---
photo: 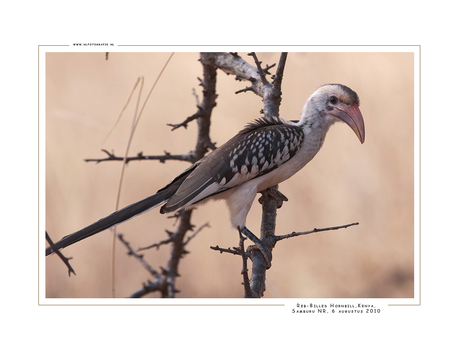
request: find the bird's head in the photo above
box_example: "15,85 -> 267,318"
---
301,84 -> 365,143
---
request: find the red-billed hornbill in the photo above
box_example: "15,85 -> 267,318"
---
46,84 -> 365,268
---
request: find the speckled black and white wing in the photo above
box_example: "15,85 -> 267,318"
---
160,117 -> 304,213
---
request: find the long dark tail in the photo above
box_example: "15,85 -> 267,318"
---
46,191 -> 168,256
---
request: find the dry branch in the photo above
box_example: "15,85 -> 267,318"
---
85,149 -> 195,164
46,232 -> 76,276
238,229 -> 253,298
128,55 -> 218,297
117,234 -> 162,280
81,54 -> 218,297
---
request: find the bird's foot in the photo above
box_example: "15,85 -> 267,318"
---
258,187 -> 288,208
239,226 -> 272,269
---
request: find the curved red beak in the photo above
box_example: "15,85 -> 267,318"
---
334,103 -> 365,144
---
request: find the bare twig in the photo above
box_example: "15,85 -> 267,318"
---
85,149 -> 195,164
166,87 -> 210,131
167,111 -> 203,131
183,222 -> 210,247
126,210 -> 197,298
210,245 -> 241,256
129,279 -> 166,298
235,85 -> 255,94
117,234 -> 162,279
137,220 -> 207,253
248,52 -> 269,85
273,222 -> 359,242
130,58 -> 219,298
81,54 -> 217,298
137,229 -> 177,251
46,232 -> 76,276
272,53 -> 288,90
164,209 -> 194,297
166,211 -> 186,225
192,88 -> 200,106
200,53 -> 264,96
238,229 -> 253,298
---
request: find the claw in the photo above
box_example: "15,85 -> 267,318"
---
258,187 -> 288,208
239,226 -> 272,269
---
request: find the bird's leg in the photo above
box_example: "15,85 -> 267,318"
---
238,226 -> 272,269
258,187 -> 288,208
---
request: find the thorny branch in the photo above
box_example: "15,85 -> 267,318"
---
238,229 -> 253,298
210,221 -> 359,297
46,232 -> 76,276
209,245 -> 242,256
85,149 -> 196,164
124,211 -> 210,298
136,221 -> 208,252
137,229 -> 179,251
248,52 -> 270,85
200,52 -> 285,117
167,112 -> 202,131
162,209 -> 195,298
130,55 -> 217,297
117,233 -> 162,279
211,222 -> 359,257
183,222 -> 210,247
79,54 -> 218,298
129,279 -> 165,298
273,222 -> 359,242
166,88 -> 216,134
153,57 -> 218,297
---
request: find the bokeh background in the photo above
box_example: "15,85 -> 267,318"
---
45,52 -> 414,298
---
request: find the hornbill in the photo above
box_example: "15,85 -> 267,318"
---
46,84 -> 365,268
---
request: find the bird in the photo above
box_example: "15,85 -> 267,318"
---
46,83 -> 365,268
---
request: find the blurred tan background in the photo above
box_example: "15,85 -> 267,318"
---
45,52 -> 414,298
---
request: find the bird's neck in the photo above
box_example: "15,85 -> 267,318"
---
294,102 -> 337,163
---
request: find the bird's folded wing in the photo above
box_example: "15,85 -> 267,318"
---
160,118 -> 305,213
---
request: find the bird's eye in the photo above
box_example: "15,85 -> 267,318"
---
329,95 -> 339,105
